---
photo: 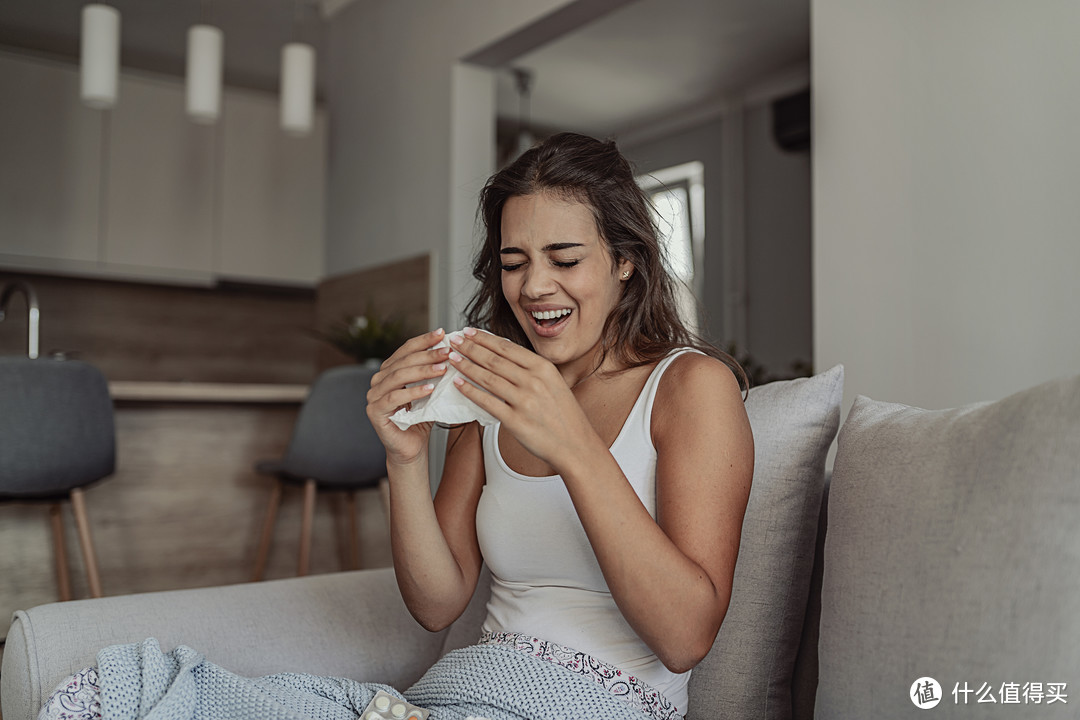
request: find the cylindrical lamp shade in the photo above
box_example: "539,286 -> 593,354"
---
186,25 -> 223,123
281,42 -> 316,136
80,4 -> 120,109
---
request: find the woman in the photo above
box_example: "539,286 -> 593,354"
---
365,132 -> 754,719
38,133 -> 752,720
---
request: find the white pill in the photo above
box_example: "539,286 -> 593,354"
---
374,695 -> 391,711
391,703 -> 407,718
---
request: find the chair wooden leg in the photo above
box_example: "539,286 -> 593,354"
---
252,479 -> 283,582
70,488 -> 103,598
345,491 -> 360,571
298,479 -> 316,576
49,503 -> 72,602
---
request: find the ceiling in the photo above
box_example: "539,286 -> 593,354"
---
0,0 -> 808,136
495,0 -> 810,138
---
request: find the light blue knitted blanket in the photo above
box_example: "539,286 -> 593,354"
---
95,639 -> 650,720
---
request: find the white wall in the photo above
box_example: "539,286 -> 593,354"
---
814,0 -> 1080,410
325,0 -> 572,327
448,63 -> 496,328
744,101 -> 812,377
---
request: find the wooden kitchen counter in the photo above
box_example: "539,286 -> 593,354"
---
0,382 -> 391,636
109,381 -> 310,403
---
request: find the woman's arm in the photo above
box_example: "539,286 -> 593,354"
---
448,332 -> 753,672
366,329 -> 486,632
385,423 -> 485,632
561,353 -> 753,672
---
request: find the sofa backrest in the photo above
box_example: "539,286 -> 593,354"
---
816,372 -> 1080,718
790,478 -> 829,720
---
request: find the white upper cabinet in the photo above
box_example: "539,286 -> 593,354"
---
0,53 -> 103,270
0,52 -> 325,287
104,73 -> 216,281
217,89 -> 326,285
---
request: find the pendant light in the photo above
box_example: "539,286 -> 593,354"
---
186,22 -> 223,123
281,0 -> 316,136
513,68 -> 535,157
80,4 -> 120,109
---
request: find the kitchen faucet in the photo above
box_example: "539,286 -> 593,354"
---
0,279 -> 40,359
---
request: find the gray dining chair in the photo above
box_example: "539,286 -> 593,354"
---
0,357 -> 114,600
252,364 -> 388,579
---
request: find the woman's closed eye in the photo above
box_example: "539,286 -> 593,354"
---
500,259 -> 581,272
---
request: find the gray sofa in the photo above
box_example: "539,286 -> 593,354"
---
4,366 -> 1079,720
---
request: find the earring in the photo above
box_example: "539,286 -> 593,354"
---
621,270 -> 631,280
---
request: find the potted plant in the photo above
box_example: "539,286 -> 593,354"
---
316,309 -> 409,367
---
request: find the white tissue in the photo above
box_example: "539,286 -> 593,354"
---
389,329 -> 499,430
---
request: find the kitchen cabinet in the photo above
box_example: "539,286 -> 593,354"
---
0,51 -> 325,287
103,72 -> 216,282
218,90 -> 326,286
0,52 -> 103,273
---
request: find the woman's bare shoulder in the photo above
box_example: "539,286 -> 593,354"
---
661,351 -> 744,400
652,351 -> 751,447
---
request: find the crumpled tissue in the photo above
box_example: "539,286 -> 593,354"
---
389,329 -> 499,430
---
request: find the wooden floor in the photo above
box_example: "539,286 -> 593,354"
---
0,401 -> 393,642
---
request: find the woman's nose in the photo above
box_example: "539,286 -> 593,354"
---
521,264 -> 556,298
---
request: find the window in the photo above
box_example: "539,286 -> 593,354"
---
637,161 -> 705,334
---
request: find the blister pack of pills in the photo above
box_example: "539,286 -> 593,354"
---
360,690 -> 430,720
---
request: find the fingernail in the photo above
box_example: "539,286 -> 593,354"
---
449,333 -> 463,346
432,363 -> 446,372
437,347 -> 451,356
423,383 -> 435,391
449,351 -> 463,363
463,327 -> 477,337
434,328 -> 444,336
453,377 -> 464,387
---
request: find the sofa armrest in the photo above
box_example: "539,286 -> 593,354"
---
1,568 -> 446,720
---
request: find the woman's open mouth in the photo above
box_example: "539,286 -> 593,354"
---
529,308 -> 572,335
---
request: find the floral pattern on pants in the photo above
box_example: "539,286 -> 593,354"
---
38,666 -> 102,720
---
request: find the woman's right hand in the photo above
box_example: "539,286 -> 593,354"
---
365,328 -> 450,466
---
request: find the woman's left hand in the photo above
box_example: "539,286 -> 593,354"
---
446,328 -> 597,467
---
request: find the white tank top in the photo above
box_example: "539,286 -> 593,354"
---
475,349 -> 699,713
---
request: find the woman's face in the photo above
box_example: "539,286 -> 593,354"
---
499,192 -> 631,375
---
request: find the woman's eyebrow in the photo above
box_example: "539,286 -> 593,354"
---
499,243 -> 584,255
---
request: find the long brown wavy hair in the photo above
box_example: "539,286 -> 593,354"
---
464,132 -> 747,392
